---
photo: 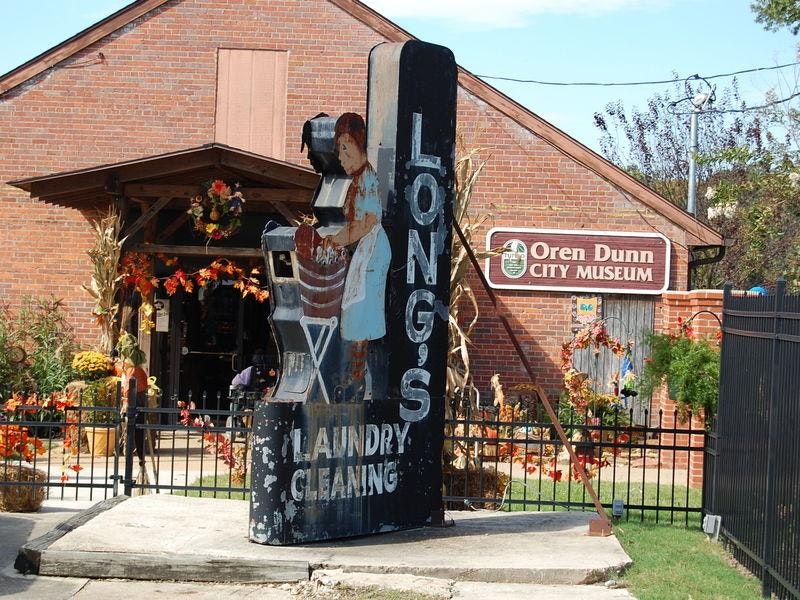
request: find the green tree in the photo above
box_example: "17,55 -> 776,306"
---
592,79 -> 800,289
752,0 -> 800,34
593,80 -> 766,209
700,145 -> 800,288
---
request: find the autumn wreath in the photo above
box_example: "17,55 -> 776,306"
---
188,179 -> 245,240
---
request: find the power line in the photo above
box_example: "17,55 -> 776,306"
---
670,90 -> 800,115
475,60 -> 800,87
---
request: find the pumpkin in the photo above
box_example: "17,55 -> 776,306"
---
115,360 -> 148,394
114,333 -> 148,394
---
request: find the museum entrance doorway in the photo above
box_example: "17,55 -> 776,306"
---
151,277 -> 277,412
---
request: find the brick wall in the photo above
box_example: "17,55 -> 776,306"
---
650,289 -> 723,488
1,0 -> 692,385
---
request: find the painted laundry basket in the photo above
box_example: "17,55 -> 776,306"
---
296,252 -> 349,319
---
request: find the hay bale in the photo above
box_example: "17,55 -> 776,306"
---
0,464 -> 47,512
443,464 -> 509,510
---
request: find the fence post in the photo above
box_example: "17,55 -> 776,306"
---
761,279 -> 785,598
709,283 -> 733,516
123,379 -> 137,497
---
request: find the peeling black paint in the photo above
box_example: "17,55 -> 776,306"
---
249,40 -> 457,545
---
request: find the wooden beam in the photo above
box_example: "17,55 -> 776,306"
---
25,151 -> 214,199
220,153 -> 319,189
37,550 -> 309,583
131,243 -> 263,258
15,496 -> 129,574
123,184 -> 312,204
124,184 -> 306,225
122,196 -> 172,239
157,213 -> 190,243
245,187 -> 313,205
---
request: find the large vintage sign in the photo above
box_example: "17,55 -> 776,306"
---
249,40 -> 456,545
486,228 -> 671,294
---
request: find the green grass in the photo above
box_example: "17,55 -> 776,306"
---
186,473 -> 704,527
505,477 -> 703,525
176,473 -> 250,500
615,521 -> 761,600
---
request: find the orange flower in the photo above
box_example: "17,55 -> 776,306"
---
211,180 -> 227,195
3,397 -> 21,413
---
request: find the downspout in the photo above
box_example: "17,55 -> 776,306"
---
687,242 -> 728,290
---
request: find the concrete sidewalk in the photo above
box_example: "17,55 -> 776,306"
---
7,495 -> 637,599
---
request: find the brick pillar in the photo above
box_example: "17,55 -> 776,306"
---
652,290 -> 722,488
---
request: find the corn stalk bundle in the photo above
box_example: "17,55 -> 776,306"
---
83,208 -> 125,355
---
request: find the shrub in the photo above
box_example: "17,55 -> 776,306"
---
0,298 -> 77,399
640,321 -> 720,422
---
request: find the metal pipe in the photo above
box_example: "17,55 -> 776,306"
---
687,107 -> 699,216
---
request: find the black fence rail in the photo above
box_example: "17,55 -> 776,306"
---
1,388 -> 123,507
707,282 -> 800,599
0,381 -> 254,507
5,382 -> 709,532
444,406 -> 706,525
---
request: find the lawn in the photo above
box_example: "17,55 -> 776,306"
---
504,476 -> 703,526
184,473 -> 704,527
615,521 -> 761,600
176,473 -> 249,500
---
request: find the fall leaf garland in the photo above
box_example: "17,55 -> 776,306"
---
118,253 -> 268,331
560,321 -> 627,413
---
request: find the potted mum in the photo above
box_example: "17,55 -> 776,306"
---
71,351 -> 119,456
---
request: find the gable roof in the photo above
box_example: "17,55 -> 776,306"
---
8,143 -> 318,209
0,0 -> 722,247
0,0 -> 170,96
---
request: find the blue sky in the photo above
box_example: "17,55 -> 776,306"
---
1,0 -> 797,151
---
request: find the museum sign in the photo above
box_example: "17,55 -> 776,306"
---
485,228 -> 671,294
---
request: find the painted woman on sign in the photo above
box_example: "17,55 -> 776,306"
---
324,112 -> 391,396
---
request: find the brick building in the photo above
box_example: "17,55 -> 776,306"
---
0,0 -> 722,412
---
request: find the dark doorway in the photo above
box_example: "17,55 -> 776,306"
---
154,280 -> 276,412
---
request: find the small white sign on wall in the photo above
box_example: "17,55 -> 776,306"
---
154,299 -> 170,332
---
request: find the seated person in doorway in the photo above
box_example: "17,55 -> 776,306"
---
230,350 -> 278,400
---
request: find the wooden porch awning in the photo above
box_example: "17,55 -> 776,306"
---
7,143 -> 319,212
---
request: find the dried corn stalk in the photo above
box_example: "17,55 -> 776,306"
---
448,139 -> 504,409
83,208 -> 125,354
444,138 -> 506,469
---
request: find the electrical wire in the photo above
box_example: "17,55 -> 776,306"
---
474,60 -> 800,87
670,90 -> 800,115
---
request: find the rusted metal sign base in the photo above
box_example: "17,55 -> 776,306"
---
588,517 -> 613,537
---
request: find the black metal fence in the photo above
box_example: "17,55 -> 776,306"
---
1,389 -> 122,506
706,282 -> 800,599
0,381 -> 252,507
123,396 -> 252,499
444,404 -> 706,525
4,382 -> 707,530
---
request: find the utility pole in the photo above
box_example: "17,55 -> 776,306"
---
686,92 -> 710,216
